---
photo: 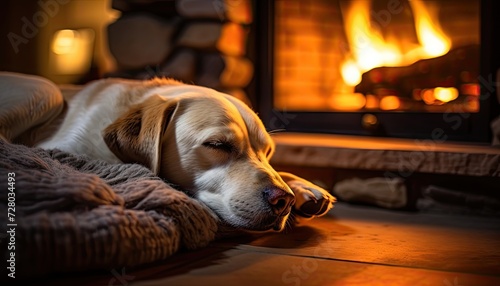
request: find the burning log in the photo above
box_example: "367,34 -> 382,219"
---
354,45 -> 480,110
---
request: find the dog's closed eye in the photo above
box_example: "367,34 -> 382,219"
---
202,140 -> 235,153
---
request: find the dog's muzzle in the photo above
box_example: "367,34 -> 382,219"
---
263,187 -> 295,217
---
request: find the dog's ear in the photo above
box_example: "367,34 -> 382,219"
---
103,94 -> 179,174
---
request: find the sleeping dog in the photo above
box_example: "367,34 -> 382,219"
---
0,72 -> 335,231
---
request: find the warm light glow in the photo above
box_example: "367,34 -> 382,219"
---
50,29 -> 95,75
434,87 -> 458,102
465,96 -> 480,112
341,60 -> 362,86
380,96 -> 401,110
412,89 -> 422,101
421,87 -> 459,105
217,23 -> 245,56
341,0 -> 402,81
329,93 -> 366,110
409,0 -> 451,58
422,89 -> 435,105
340,0 -> 451,86
52,29 -> 77,55
365,94 -> 379,109
362,113 -> 378,128
461,84 -> 480,96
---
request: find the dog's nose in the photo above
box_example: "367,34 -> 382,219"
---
263,187 -> 295,216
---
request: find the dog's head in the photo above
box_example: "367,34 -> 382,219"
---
103,86 -> 295,231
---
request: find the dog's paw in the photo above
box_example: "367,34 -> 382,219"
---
287,179 -> 336,219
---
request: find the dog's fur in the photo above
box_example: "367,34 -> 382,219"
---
1,74 -> 335,231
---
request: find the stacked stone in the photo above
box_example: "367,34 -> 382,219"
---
107,0 -> 253,105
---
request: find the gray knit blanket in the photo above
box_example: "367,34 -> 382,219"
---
0,139 -> 220,277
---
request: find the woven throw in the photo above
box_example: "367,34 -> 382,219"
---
0,140 -> 219,277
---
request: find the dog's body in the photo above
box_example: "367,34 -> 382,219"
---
0,73 -> 335,231
38,78 -> 181,164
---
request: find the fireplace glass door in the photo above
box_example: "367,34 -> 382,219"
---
256,0 -> 497,142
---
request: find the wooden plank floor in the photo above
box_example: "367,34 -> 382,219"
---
38,203 -> 500,286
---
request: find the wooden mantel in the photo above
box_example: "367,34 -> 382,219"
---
270,133 -> 500,177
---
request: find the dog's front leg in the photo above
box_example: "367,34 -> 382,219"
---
279,172 -> 336,222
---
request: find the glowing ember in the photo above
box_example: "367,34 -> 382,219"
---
329,93 -> 366,111
365,94 -> 379,109
422,89 -> 436,105
460,84 -> 480,97
434,87 -> 458,103
380,96 -> 401,110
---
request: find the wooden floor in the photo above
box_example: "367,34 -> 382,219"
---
38,203 -> 500,286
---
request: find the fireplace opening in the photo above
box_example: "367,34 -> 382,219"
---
254,0 -> 500,143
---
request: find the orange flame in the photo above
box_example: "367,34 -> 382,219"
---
341,0 -> 451,86
410,0 -> 451,58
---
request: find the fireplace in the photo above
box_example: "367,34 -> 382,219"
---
253,0 -> 500,143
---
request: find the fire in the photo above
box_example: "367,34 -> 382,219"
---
341,0 -> 451,86
421,87 -> 459,105
434,87 -> 458,102
380,95 -> 401,110
329,93 -> 366,111
341,60 -> 362,87
410,0 -> 451,57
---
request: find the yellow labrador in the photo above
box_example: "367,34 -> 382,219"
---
0,72 -> 335,231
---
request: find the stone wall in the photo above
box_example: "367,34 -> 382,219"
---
107,0 -> 253,105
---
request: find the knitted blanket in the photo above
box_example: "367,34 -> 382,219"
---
0,140 -> 219,278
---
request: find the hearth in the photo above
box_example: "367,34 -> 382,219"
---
253,0 -> 500,143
